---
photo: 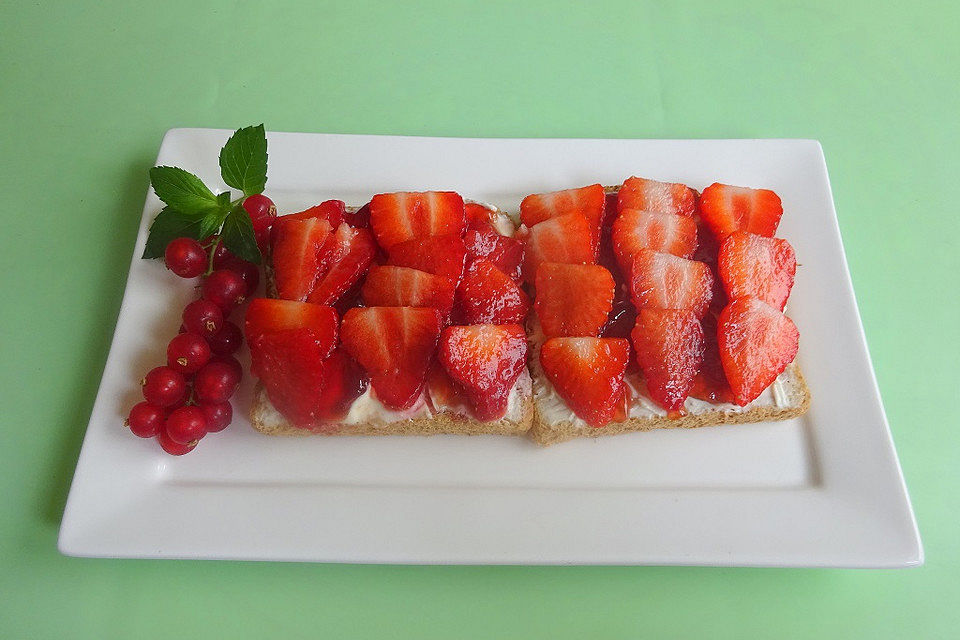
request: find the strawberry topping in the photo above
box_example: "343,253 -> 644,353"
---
534,263 -> 615,338
464,227 -> 524,282
361,265 -> 456,318
283,199 -> 347,229
244,298 -> 338,357
631,308 -> 704,411
455,259 -> 530,325
306,223 -> 376,306
520,184 -> 606,239
270,217 -> 333,301
387,234 -> 469,286
519,212 -> 595,283
628,249 -> 714,317
539,337 -> 631,427
369,191 -> 465,249
464,202 -> 497,231
688,311 -> 734,404
699,183 -> 783,239
717,231 -> 796,311
617,177 -> 698,217
612,208 -> 698,274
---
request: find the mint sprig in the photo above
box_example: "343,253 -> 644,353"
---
143,125 -> 269,264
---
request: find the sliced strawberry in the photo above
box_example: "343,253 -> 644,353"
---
631,308 -> 704,411
718,297 -> 799,406
361,265 -> 456,317
346,202 -> 371,229
602,190 -> 619,228
617,176 -> 698,217
718,231 -> 796,310
270,217 -> 333,301
465,202 -> 496,231
692,215 -> 721,264
244,298 -> 338,357
520,184 -> 606,236
439,324 -> 527,421
305,223 -> 377,306
539,337 -> 631,427
369,191 -> 465,249
520,212 -> 595,283
340,306 -> 443,410
628,249 -> 714,317
282,199 -> 346,229
689,311 -> 734,404
612,208 -> 698,274
464,228 -> 524,282
426,360 -> 468,414
699,183 -> 783,239
455,259 -> 530,325
387,234 -> 469,285
535,263 -> 615,338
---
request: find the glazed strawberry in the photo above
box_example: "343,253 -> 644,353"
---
387,234 -> 469,285
519,212 -> 595,283
341,306 -> 444,410
345,202 -> 371,229
464,202 -> 496,231
539,337 -> 630,427
244,298 -> 338,358
699,183 -> 783,239
439,324 -> 527,420
718,231 -> 796,310
612,208 -> 698,274
270,217 -> 332,301
425,360 -> 467,413
369,191 -> 465,249
628,249 -> 714,317
535,263 -> 615,338
718,297 -> 799,406
463,228 -> 524,282
631,308 -> 705,411
689,311 -> 734,404
307,223 -> 376,306
283,199 -> 346,229
617,176 -> 698,217
520,184 -> 606,236
455,259 -> 530,325
361,265 -> 456,317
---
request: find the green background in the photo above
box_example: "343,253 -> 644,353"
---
2,0 -> 957,637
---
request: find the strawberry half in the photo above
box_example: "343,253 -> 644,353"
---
283,199 -> 347,229
534,263 -> 615,338
307,223 -> 377,306
464,228 -> 524,282
689,311 -> 734,404
718,231 -> 796,311
617,176 -> 698,217
387,234 -> 469,286
270,217 -> 333,301
520,184 -> 606,238
244,298 -> 338,357
628,249 -> 714,317
361,265 -> 456,318
520,212 -> 595,283
718,297 -> 799,406
539,337 -> 631,427
464,202 -> 496,231
341,306 -> 444,410
425,360 -> 468,413
439,324 -> 527,421
631,308 -> 704,411
369,191 -> 465,249
455,259 -> 530,325
699,183 -> 783,239
612,208 -> 698,273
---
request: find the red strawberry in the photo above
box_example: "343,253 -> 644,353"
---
455,259 -> 530,325
361,265 -> 456,318
631,308 -> 704,411
612,208 -> 698,274
535,263 -> 615,338
465,202 -> 496,231
341,306 -> 444,410
270,217 -> 333,301
602,190 -> 619,228
520,212 -> 595,283
539,337 -> 631,427
718,297 -> 799,406
425,360 -> 468,413
617,176 -> 698,217
369,191 -> 465,249
346,202 -> 371,229
283,199 -> 346,228
628,249 -> 714,317
306,223 -> 377,306
520,184 -> 606,236
387,234 -> 469,285
439,324 -> 527,420
718,231 -> 796,310
464,228 -> 524,282
699,183 -> 783,239
244,298 -> 338,357
689,311 -> 734,404
691,215 -> 721,264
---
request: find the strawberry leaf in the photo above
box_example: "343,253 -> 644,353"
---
220,204 -> 262,264
142,207 -> 205,259
219,124 -> 267,197
149,166 -> 220,216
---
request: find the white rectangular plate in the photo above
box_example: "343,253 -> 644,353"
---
59,130 -> 921,566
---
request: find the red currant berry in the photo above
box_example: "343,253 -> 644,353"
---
125,402 -> 166,438
178,323 -> 188,334
164,405 -> 207,445
166,332 -> 211,375
204,235 -> 231,266
243,194 -> 276,252
202,269 -> 247,312
219,255 -> 260,294
208,320 -> 243,355
182,299 -> 224,338
210,355 -> 243,381
194,360 -> 242,402
164,237 -> 207,278
157,428 -> 197,455
142,366 -> 188,407
198,400 -> 232,432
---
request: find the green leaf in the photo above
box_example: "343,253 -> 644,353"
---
149,166 -> 220,216
218,124 -> 267,196
220,204 -> 262,264
142,207 -> 205,259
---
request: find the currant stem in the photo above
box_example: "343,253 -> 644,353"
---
205,235 -> 223,276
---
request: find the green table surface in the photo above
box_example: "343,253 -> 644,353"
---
2,1 -> 958,637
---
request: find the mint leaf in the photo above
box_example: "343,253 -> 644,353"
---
149,166 -> 220,216
220,204 -> 261,264
219,124 -> 267,196
142,207 -> 205,259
